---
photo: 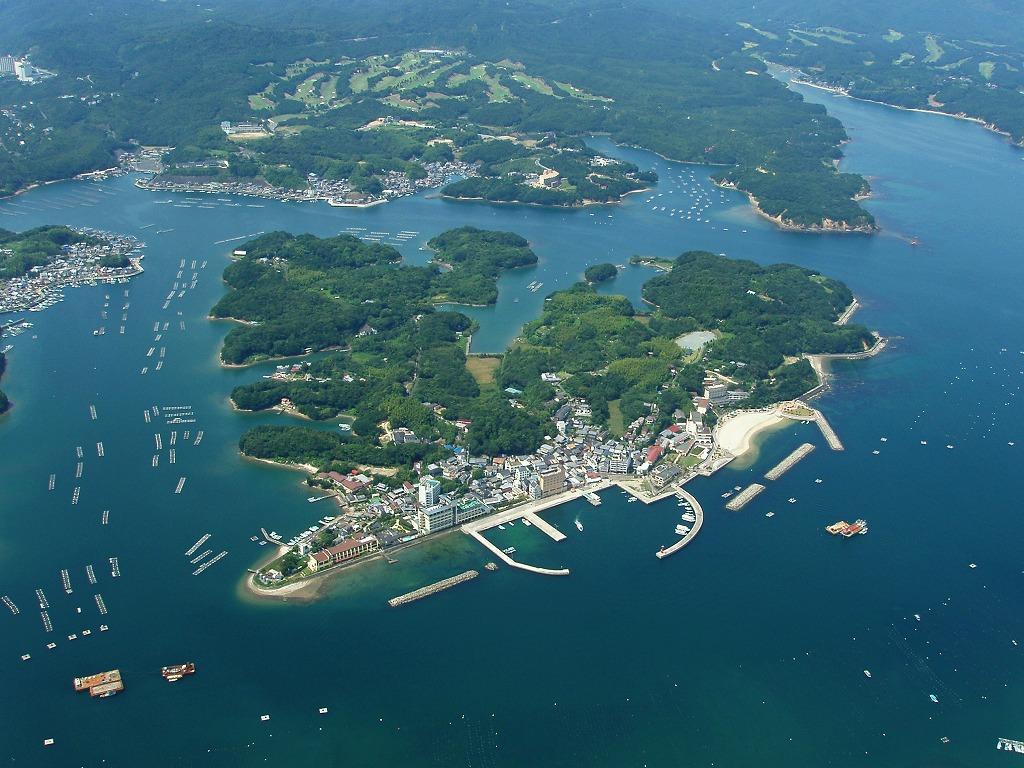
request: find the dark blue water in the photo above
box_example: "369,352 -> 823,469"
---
0,78 -> 1022,766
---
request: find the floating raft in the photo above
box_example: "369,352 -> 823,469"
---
388,570 -> 479,607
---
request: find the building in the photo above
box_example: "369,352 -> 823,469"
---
0,56 -> 14,76
608,451 -> 633,474
538,466 -> 565,497
418,477 -> 441,507
453,498 -> 491,525
704,383 -> 729,403
419,502 -> 454,533
306,536 -> 379,572
652,463 -> 683,488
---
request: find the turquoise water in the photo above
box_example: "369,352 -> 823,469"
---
1,79 -> 1023,766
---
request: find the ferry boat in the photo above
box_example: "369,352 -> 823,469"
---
161,662 -> 196,682
575,519 -> 584,532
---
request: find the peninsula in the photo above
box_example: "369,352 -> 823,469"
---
211,231 -> 879,590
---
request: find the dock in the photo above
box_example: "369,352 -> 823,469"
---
657,488 -> 704,559
725,484 -> 765,511
764,443 -> 816,480
387,570 -> 479,607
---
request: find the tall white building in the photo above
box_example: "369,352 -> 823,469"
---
418,477 -> 441,507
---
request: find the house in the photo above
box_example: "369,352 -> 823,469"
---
306,536 -> 379,572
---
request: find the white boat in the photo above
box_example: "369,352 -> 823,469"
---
863,670 -> 871,678
575,520 -> 584,532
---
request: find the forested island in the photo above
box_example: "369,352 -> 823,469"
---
584,263 -> 618,283
0,0 -> 877,230
216,229 -> 873,478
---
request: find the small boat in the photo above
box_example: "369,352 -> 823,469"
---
498,524 -> 506,530
929,694 -> 939,703
765,512 -> 775,518
863,670 -> 872,678
575,519 -> 584,532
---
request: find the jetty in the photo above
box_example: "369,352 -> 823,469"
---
387,570 -> 479,607
765,443 -> 816,480
657,488 -> 704,559
725,483 -> 765,510
815,413 -> 844,451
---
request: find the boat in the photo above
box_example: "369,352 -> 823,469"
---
502,546 -> 516,555
161,662 -> 196,682
521,518 -> 532,526
929,694 -> 939,703
575,519 -> 584,532
863,670 -> 872,678
498,524 -> 506,530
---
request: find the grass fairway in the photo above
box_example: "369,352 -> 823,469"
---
511,72 -> 555,96
924,35 -> 945,63
466,356 -> 501,387
248,94 -> 275,110
607,399 -> 625,436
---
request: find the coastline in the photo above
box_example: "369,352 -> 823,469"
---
788,76 -> 1022,148
714,179 -> 877,234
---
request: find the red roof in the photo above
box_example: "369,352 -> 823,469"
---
311,551 -> 331,564
646,445 -> 663,463
667,424 -> 681,433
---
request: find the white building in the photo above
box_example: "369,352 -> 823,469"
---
608,451 -> 633,474
419,502 -> 454,533
418,477 -> 441,507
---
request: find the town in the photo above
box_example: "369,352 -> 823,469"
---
0,229 -> 144,314
255,373 -> 747,587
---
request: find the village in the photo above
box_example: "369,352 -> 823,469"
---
0,230 -> 145,314
255,372 -> 745,586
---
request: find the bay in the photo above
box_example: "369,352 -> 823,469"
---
0,77 -> 1022,767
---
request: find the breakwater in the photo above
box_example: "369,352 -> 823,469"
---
765,443 -> 816,480
387,570 -> 479,607
725,484 -> 765,510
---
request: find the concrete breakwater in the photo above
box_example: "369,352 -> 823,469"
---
656,488 -> 704,559
388,570 -> 479,607
815,413 -> 844,451
725,484 -> 765,510
765,443 -> 816,480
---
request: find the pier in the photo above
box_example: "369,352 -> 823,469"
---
387,570 -> 479,607
656,488 -> 704,559
725,484 -> 765,510
764,443 -> 816,480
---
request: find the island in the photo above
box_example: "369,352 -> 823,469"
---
210,230 -> 879,590
584,263 -> 618,283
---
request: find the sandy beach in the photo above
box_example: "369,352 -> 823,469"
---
714,409 -> 784,456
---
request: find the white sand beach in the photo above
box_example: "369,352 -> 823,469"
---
714,409 -> 784,456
